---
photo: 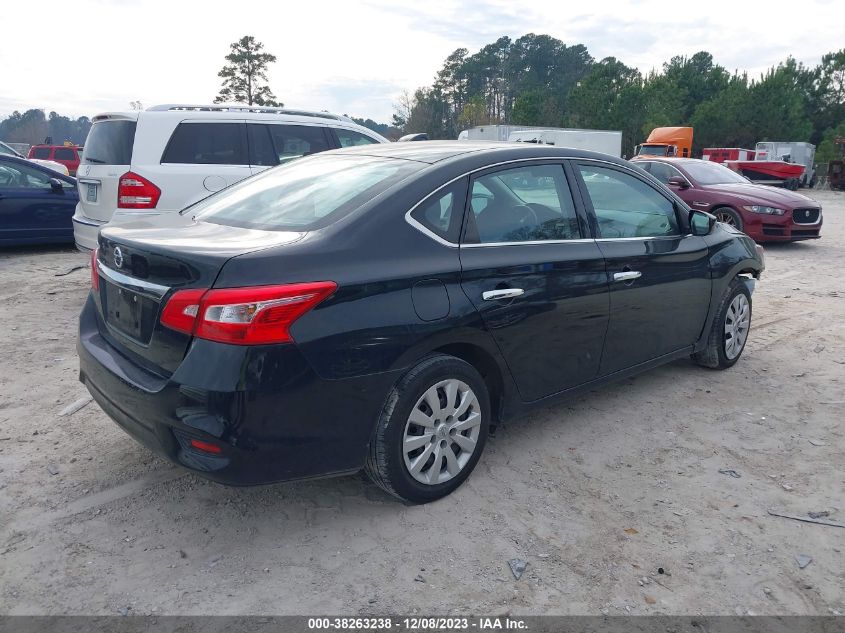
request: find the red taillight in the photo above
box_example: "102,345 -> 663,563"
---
117,171 -> 160,209
159,288 -> 205,335
189,439 -> 222,454
90,248 -> 100,290
160,282 -> 337,345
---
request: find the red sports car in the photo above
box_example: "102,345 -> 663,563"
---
632,157 -> 822,242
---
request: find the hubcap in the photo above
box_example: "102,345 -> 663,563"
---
717,211 -> 736,226
402,379 -> 482,485
724,294 -> 750,360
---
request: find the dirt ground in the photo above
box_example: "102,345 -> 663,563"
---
1,191 -> 843,616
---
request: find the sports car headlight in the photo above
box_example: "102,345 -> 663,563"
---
743,205 -> 784,215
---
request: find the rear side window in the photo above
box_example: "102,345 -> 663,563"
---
162,122 -> 247,165
196,154 -> 421,231
83,120 -> 136,165
577,164 -> 679,238
31,147 -> 51,159
410,178 -> 468,243
54,148 -> 76,161
334,128 -> 380,147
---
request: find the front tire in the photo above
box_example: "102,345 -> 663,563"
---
365,354 -> 490,503
692,277 -> 752,369
714,207 -> 744,232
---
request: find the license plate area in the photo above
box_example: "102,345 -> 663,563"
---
86,183 -> 98,203
103,281 -> 158,343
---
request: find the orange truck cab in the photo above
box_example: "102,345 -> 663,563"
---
635,127 -> 693,158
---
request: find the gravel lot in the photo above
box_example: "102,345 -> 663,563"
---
1,191 -> 843,616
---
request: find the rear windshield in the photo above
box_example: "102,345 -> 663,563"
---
196,154 -> 422,231
83,120 -> 136,165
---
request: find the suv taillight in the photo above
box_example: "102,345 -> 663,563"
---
118,171 -> 160,209
160,282 -> 337,345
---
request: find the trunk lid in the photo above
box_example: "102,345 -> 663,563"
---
94,222 -> 304,375
77,114 -> 138,222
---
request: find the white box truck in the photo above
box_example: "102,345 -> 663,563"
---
754,141 -> 817,187
461,125 -> 541,142
508,128 -> 623,157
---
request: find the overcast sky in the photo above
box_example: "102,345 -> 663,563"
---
1,0 -> 841,124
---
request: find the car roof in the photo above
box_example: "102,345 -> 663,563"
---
0,153 -> 69,174
90,105 -> 389,141
331,141 -> 631,166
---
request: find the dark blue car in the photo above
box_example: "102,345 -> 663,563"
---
0,154 -> 78,246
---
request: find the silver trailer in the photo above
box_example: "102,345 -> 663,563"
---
755,141 -> 817,187
508,128 -> 623,158
460,125 -> 623,157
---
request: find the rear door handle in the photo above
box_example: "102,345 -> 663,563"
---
613,271 -> 642,282
482,288 -> 524,301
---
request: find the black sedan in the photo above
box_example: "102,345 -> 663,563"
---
0,154 -> 78,246
78,143 -> 764,503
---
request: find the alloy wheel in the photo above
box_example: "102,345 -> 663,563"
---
724,294 -> 750,360
402,379 -> 482,485
716,211 -> 737,226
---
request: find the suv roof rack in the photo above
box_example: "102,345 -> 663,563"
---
146,103 -> 352,122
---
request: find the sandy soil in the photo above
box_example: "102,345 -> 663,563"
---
1,192 -> 843,616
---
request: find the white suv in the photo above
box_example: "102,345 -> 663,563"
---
72,104 -> 389,250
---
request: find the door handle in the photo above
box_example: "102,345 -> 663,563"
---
613,271 -> 642,282
482,288 -> 524,301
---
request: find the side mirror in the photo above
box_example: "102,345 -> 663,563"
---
690,209 -> 716,236
667,176 -> 689,189
49,178 -> 64,192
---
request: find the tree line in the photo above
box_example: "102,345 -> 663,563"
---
0,109 -> 91,146
392,34 -> 845,163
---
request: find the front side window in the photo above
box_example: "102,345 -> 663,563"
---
268,125 -> 331,163
31,147 -> 51,159
161,122 -> 247,165
466,164 -> 580,243
0,161 -> 52,189
641,161 -> 686,185
334,129 -> 380,147
578,164 -> 679,239
196,154 -> 422,231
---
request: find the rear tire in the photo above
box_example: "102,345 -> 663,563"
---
714,207 -> 744,232
692,277 -> 752,369
365,354 -> 490,503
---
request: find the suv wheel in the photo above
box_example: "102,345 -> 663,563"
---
365,354 -> 489,503
692,277 -> 752,369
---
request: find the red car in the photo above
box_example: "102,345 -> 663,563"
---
633,157 -> 822,242
27,144 -> 83,176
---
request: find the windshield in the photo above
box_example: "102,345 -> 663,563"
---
637,145 -> 668,156
0,141 -> 22,157
683,160 -> 749,185
196,154 -> 422,231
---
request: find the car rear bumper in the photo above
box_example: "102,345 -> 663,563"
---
72,204 -> 105,251
77,294 -> 400,485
